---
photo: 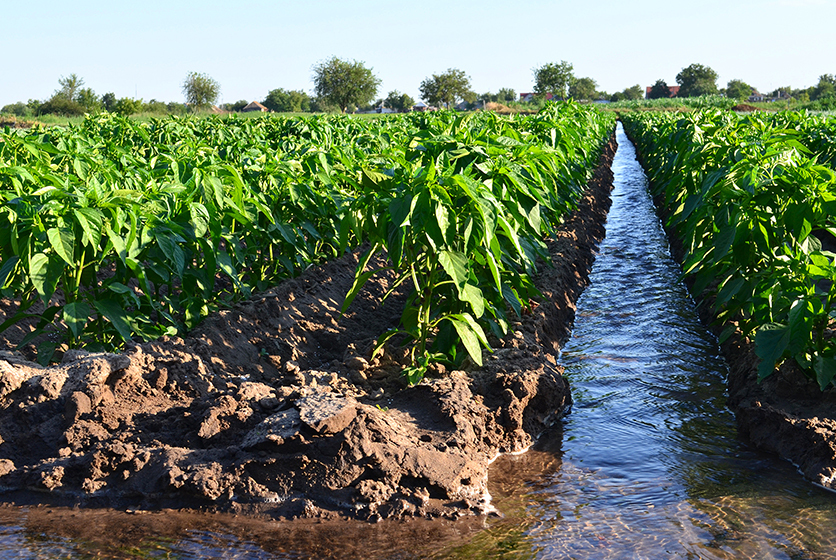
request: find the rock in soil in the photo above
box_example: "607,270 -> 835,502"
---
0,137 -> 616,521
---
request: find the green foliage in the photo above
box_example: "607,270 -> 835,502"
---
675,63 -> 719,97
0,105 -> 614,383
312,57 -> 380,113
419,68 -> 472,109
607,95 -> 735,111
144,99 -> 171,114
263,89 -> 311,113
647,79 -> 672,100
56,74 -> 85,101
726,79 -> 755,100
384,90 -> 414,112
344,103 -> 614,383
222,100 -> 250,112
182,72 -> 221,109
623,110 -> 836,389
38,97 -> 86,116
569,77 -> 597,100
621,84 -> 643,100
101,93 -> 117,112
533,61 -> 574,98
812,74 -> 836,101
113,97 -> 143,115
496,88 -> 516,103
75,88 -> 102,112
1,102 -> 33,117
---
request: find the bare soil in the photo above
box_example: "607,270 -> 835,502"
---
0,136 -> 617,521
625,126 -> 836,492
731,104 -> 762,112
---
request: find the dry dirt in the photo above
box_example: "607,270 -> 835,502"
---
0,137 -> 617,521
625,126 -> 836,492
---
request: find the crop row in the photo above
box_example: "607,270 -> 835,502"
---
0,104 -> 614,378
621,110 -> 836,390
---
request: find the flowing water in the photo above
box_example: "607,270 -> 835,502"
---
0,124 -> 834,558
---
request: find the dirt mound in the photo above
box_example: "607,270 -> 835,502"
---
723,338 -> 836,489
731,104 -> 761,112
0,137 -> 617,520
484,102 -> 513,114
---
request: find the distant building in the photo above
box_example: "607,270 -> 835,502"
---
644,85 -> 680,99
412,101 -> 436,112
242,101 -> 268,113
748,90 -> 764,102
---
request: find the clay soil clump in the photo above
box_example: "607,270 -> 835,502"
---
0,137 -> 616,521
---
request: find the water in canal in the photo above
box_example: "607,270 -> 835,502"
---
0,123 -> 834,559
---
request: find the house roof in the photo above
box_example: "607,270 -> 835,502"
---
242,101 -> 268,112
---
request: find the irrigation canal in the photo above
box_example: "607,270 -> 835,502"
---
0,123 -> 834,559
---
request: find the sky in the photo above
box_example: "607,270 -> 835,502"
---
2,0 -> 834,107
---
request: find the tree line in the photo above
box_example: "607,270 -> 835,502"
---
3,58 -> 835,118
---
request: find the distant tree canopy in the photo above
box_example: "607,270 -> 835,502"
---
113,97 -> 143,116
647,79 -> 671,99
101,92 -> 117,111
622,84 -> 643,100
496,87 -> 516,103
312,57 -> 380,113
384,90 -> 414,112
263,88 -> 311,113
726,79 -> 755,100
182,72 -> 220,109
533,61 -> 574,98
569,77 -> 597,100
221,99 -> 250,112
419,68 -> 472,108
55,73 -> 85,101
676,63 -> 719,97
609,85 -> 644,102
812,74 -> 836,100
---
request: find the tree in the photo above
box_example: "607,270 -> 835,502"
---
312,57 -> 380,113
384,90 -> 414,112
419,68 -> 472,109
569,77 -> 597,100
56,73 -> 84,101
647,79 -> 671,99
221,99 -> 250,112
676,63 -> 718,97
622,84 -> 643,100
75,88 -> 101,112
533,61 -> 574,98
113,97 -> 143,116
263,88 -> 311,112
496,87 -> 516,103
101,92 -> 117,112
1,102 -> 32,117
726,79 -> 755,100
182,72 -> 220,109
144,99 -> 170,114
812,74 -> 836,100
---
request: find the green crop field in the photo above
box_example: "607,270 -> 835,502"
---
0,104 -> 614,383
622,110 -> 836,389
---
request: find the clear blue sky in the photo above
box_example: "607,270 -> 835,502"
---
2,0 -> 834,107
